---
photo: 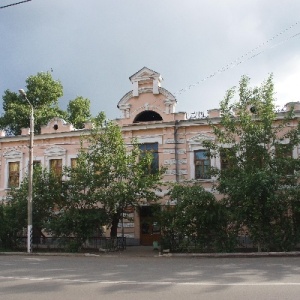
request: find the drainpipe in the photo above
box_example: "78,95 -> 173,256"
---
174,120 -> 179,182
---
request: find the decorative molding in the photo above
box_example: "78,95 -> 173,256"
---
118,223 -> 134,228
164,169 -> 188,175
118,91 -> 133,108
117,87 -> 176,109
188,133 -> 215,145
163,149 -> 186,154
164,159 -> 176,165
129,67 -> 161,82
44,146 -> 66,157
3,150 -> 23,159
165,139 -> 186,144
179,169 -> 188,175
165,169 -> 176,175
159,87 -> 176,102
164,159 -> 187,165
135,135 -> 163,145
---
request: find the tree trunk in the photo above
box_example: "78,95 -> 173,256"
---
110,213 -> 120,238
257,242 -> 261,252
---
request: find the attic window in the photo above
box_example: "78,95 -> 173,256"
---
133,110 -> 163,123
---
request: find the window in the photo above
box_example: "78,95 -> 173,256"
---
134,111 -> 163,123
275,144 -> 292,159
71,158 -> 77,168
245,146 -> 266,168
49,159 -> 63,177
8,162 -> 20,188
220,148 -> 235,171
33,160 -> 41,169
275,144 -> 293,175
139,143 -> 159,173
194,150 -> 210,179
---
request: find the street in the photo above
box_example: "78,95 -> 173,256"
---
0,253 -> 300,299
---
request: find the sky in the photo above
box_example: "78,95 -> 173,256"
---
0,0 -> 300,120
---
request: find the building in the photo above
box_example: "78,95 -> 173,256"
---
1,67 -> 299,245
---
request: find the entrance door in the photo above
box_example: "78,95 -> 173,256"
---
140,206 -> 161,246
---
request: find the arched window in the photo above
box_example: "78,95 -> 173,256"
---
133,110 -> 163,123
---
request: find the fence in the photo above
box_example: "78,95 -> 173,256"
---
160,234 -> 255,253
1,234 -> 259,253
11,236 -> 126,252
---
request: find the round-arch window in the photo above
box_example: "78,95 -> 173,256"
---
133,110 -> 163,123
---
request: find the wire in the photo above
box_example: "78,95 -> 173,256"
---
174,21 -> 300,96
118,22 -> 300,120
0,0 -> 32,10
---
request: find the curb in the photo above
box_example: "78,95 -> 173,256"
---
159,251 -> 300,258
1,251 -> 300,258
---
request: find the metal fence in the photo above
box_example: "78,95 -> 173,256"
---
12,236 -> 126,252
1,234 -> 258,253
160,234 -> 255,253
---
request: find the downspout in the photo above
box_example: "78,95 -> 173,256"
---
174,120 -> 179,182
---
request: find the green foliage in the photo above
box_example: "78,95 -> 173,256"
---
160,183 -> 236,252
0,166 -> 62,249
47,208 -> 107,252
0,72 -> 95,135
46,154 -> 108,250
0,72 -> 65,135
1,119 -> 164,249
66,96 -> 92,129
204,75 -> 300,251
0,201 -> 22,249
81,120 -> 165,237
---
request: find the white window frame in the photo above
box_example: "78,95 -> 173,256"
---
188,133 -> 216,181
3,150 -> 23,189
44,146 -> 67,179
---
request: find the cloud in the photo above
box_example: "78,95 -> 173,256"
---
275,55 -> 300,106
0,0 -> 300,119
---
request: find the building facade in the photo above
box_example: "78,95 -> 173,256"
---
1,67 -> 299,245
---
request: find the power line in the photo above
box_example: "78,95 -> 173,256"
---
174,21 -> 300,96
0,0 -> 32,10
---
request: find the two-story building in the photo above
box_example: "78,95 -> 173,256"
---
1,67 -> 299,245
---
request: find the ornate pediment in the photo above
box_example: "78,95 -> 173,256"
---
44,146 -> 66,156
188,133 -> 215,144
3,149 -> 22,159
129,67 -> 161,83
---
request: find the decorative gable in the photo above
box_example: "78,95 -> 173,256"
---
41,118 -> 75,134
129,67 -> 162,96
129,66 -> 161,82
117,68 -> 178,124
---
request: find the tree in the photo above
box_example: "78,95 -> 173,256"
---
79,119 -> 165,238
1,72 -> 96,135
47,151 -> 108,251
66,96 -> 92,129
204,75 -> 300,251
1,166 -> 62,248
0,200 -> 24,249
0,72 -> 65,135
159,183 -> 235,252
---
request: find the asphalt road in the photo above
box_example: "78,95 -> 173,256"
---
0,254 -> 300,300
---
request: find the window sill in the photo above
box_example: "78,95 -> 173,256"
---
194,178 -> 215,182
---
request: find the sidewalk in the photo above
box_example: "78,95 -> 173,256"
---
1,246 -> 300,258
116,247 -> 300,258
0,246 -> 159,258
